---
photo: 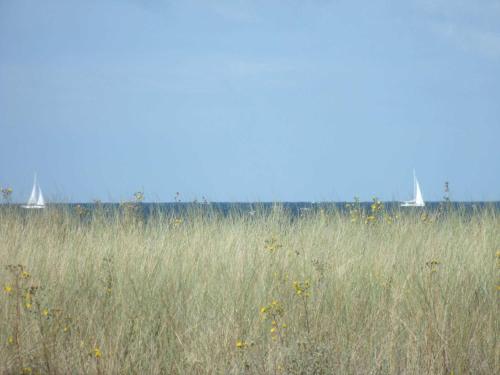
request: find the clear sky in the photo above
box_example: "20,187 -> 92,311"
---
1,0 -> 499,203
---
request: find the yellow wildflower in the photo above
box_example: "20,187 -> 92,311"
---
264,237 -> 282,252
21,271 -> 30,279
21,367 -> 32,374
42,308 -> 49,317
235,340 -> 247,349
93,347 -> 102,359
270,327 -> 277,334
260,299 -> 284,320
3,285 -> 12,294
426,260 -> 440,268
25,303 -> 32,309
293,280 -> 311,297
7,336 -> 14,345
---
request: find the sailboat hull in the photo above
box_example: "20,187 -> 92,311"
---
400,202 -> 425,207
21,205 -> 45,209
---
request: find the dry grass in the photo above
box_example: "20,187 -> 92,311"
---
0,204 -> 498,374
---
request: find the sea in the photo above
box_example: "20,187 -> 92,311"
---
6,201 -> 498,218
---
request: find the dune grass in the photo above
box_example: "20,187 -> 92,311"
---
0,204 -> 498,374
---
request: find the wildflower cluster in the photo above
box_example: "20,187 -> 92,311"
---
24,287 -> 35,310
2,263 -> 112,373
443,181 -> 450,201
293,280 -> 312,334
426,259 -> 441,273
133,191 -> 144,202
260,300 -> 286,341
264,237 -> 282,253
293,280 -> 310,297
346,197 -> 363,223
235,340 -> 247,349
120,191 -> 146,222
4,265 -> 37,308
260,300 -> 284,318
172,217 -> 183,226
365,198 -> 383,223
3,265 -> 40,371
1,186 -> 13,202
347,197 -> 395,224
92,346 -> 102,359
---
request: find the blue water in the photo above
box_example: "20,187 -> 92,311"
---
23,201 -> 500,217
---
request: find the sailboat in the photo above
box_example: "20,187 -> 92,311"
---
22,174 -> 46,209
401,170 -> 425,207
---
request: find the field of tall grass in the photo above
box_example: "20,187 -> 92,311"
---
0,204 -> 498,374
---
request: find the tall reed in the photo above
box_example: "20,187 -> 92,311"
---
0,205 -> 498,374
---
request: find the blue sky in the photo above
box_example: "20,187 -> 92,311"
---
1,0 -> 499,202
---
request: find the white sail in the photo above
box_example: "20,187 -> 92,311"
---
414,179 -> 425,206
36,185 -> 45,207
401,170 -> 425,207
22,173 -> 46,209
27,178 -> 38,205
